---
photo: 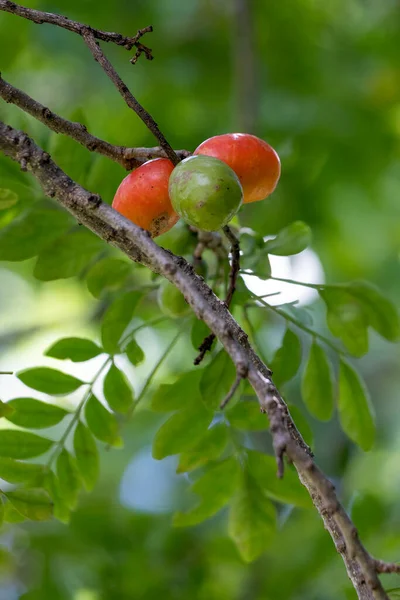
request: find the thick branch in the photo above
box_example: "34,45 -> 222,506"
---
0,120 -> 394,599
0,76 -> 189,170
1,1 -> 179,164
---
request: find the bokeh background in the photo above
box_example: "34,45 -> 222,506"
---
1,1 -> 400,599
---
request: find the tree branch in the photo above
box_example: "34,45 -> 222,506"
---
0,76 -> 190,170
374,560 -> 400,575
0,119 -> 394,599
0,1 -> 179,164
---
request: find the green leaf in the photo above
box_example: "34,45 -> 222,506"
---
270,328 -> 302,386
45,337 -> 103,362
228,474 -> 276,562
5,488 -> 53,521
5,398 -> 69,429
347,281 -> 400,342
103,364 -> 134,413
152,402 -> 213,460
174,456 -> 240,527
301,341 -> 334,421
73,421 -> 99,492
56,449 -> 82,510
0,498 -> 4,527
191,319 -> 212,351
240,233 -> 271,280
0,457 -> 44,484
176,423 -> 228,473
200,350 -> 236,410
42,470 -> 70,523
85,394 -> 123,447
241,231 -> 272,280
252,253 -> 271,280
86,257 -> 132,298
3,501 -> 27,523
0,431 -> 53,459
151,370 -> 203,413
285,305 -> 314,327
227,399 -> 269,430
125,339 -> 145,366
0,205 -> 70,262
101,291 -> 142,354
0,188 -> 18,210
319,288 -> 368,356
246,450 -> 311,508
263,221 -> 312,256
17,367 -> 84,395
34,228 -> 104,281
338,359 -> 375,451
0,400 -> 15,418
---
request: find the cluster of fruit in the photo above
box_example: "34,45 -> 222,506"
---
112,133 -> 281,236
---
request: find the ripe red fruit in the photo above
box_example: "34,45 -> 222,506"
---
112,158 -> 179,237
194,133 -> 281,204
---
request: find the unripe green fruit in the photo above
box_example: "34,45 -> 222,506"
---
168,155 -> 243,231
157,280 -> 191,319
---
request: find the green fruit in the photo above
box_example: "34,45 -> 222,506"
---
157,280 -> 191,318
168,155 -> 243,231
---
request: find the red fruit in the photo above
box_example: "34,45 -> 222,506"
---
194,133 -> 281,204
112,158 -> 179,237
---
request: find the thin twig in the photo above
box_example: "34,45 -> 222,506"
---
130,41 -> 154,65
119,316 -> 169,350
0,371 -> 13,375
128,330 -> 182,414
220,373 -> 242,409
194,225 -> 241,365
193,333 -> 217,366
0,76 -> 189,170
248,294 -> 346,356
374,560 -> 400,574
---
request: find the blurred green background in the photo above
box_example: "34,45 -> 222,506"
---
1,0 -> 400,599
